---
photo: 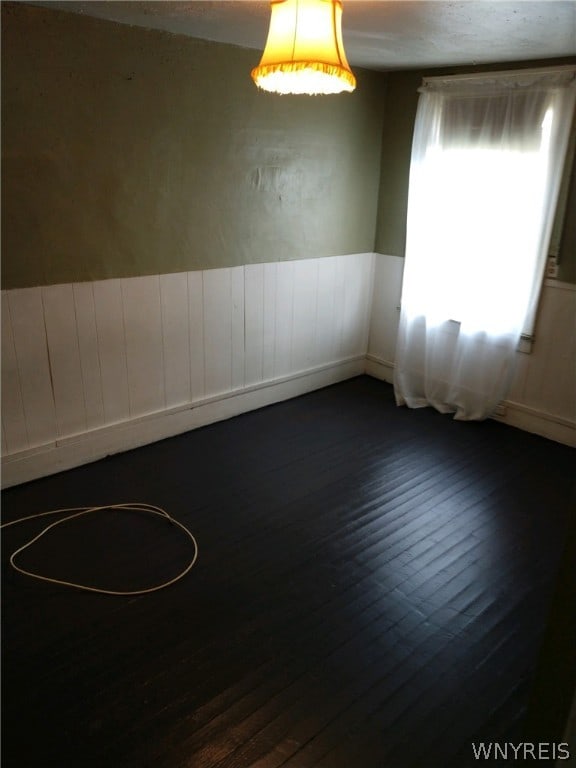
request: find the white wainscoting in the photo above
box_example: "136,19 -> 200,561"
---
366,253 -> 404,383
3,251 -> 573,486
1,253 -> 374,487
366,253 -> 576,446
499,279 -> 576,445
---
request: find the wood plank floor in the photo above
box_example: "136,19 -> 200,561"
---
2,376 -> 575,768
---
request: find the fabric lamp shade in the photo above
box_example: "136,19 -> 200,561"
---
251,0 -> 356,95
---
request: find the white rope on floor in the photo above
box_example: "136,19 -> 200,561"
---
1,503 -> 199,596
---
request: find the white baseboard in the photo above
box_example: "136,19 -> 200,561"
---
365,354 -> 575,447
1,357 -> 365,488
365,354 -> 395,384
3,351 -> 573,488
492,401 -> 576,448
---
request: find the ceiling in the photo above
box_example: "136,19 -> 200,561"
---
25,1 -> 576,71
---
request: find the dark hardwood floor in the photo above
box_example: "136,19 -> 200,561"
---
2,376 -> 575,768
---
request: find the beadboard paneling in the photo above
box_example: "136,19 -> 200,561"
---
274,260 -> 295,380
244,263 -> 265,388
2,254 -> 375,483
1,296 -> 29,453
122,275 -> 165,417
7,288 -> 57,449
231,266 -> 245,391
367,253 -> 404,366
316,256 -> 339,365
93,279 -> 131,425
203,268 -> 234,398
42,283 -> 87,438
508,280 -> 576,422
292,258 -> 319,374
187,271 -> 205,403
160,272 -> 191,409
262,262 -> 278,383
73,282 -> 106,432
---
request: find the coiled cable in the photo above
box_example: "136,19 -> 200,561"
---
1,503 -> 198,596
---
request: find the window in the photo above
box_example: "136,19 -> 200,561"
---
394,67 -> 576,420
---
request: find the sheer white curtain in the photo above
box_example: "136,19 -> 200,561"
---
394,67 -> 576,420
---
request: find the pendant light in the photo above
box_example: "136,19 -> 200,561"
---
251,0 -> 356,95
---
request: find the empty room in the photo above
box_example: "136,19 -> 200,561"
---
2,1 -> 575,766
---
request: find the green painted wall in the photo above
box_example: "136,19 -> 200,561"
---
374,61 -> 576,283
1,3 -> 385,289
374,71 -> 420,259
